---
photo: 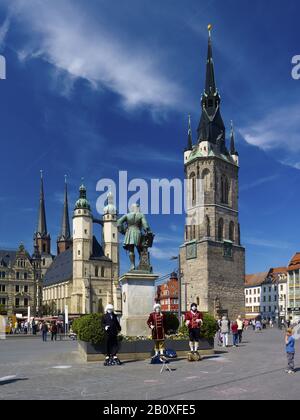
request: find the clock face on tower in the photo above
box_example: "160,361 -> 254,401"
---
186,242 -> 197,260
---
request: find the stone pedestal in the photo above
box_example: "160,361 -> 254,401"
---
120,271 -> 159,337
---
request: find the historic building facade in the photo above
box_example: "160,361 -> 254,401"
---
287,253 -> 300,322
156,272 -> 179,313
245,267 -> 287,322
42,183 -> 121,315
0,244 -> 41,316
179,27 -> 245,319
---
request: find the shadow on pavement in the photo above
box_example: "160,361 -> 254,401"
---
0,378 -> 28,386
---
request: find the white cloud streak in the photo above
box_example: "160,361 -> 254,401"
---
5,0 -> 185,112
240,105 -> 300,152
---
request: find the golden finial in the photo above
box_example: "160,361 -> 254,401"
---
208,24 -> 213,34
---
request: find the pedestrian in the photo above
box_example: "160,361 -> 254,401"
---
269,319 -> 273,328
255,319 -> 262,332
236,315 -> 244,344
285,328 -> 296,374
231,321 -> 239,347
41,321 -> 48,342
217,318 -> 223,346
32,319 -> 37,335
51,322 -> 58,341
220,316 -> 229,347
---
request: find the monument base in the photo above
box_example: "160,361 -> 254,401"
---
120,271 -> 159,337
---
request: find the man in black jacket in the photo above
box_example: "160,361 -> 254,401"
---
102,304 -> 122,366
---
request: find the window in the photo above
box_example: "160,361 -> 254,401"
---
16,272 -> 20,280
24,285 -> 28,293
202,169 -> 210,192
218,219 -> 224,241
24,272 -> 27,280
229,221 -> 235,242
16,285 -> 20,293
24,298 -> 28,307
15,298 -> 20,307
101,267 -> 105,277
190,172 -> 196,205
78,250 -> 81,256
95,267 -> 99,277
206,216 -> 211,237
221,175 -> 229,204
0,285 -> 5,292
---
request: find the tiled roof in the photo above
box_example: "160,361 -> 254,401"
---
288,253 -> 300,272
0,250 -> 17,267
245,272 -> 268,287
43,247 -> 73,287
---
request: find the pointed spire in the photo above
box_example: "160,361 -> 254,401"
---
205,24 -> 217,95
186,114 -> 193,151
230,121 -> 239,156
58,175 -> 71,241
37,170 -> 48,236
197,25 -> 226,149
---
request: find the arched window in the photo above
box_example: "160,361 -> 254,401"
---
229,221 -> 235,242
221,175 -> 229,204
218,218 -> 224,242
206,216 -> 211,237
101,267 -> 105,277
95,266 -> 99,277
202,169 -> 210,192
189,172 -> 196,205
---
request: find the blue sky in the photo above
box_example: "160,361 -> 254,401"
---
0,0 -> 300,277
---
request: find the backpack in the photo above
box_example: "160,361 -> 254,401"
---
165,349 -> 177,359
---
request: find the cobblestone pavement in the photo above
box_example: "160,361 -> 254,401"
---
0,328 -> 299,400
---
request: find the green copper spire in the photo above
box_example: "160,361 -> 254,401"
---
74,180 -> 91,211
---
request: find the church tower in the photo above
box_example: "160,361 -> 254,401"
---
180,26 -> 245,319
57,177 -> 72,255
33,171 -> 53,277
71,183 -> 93,314
103,191 -> 121,311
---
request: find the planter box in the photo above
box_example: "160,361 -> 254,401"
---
78,337 -> 214,362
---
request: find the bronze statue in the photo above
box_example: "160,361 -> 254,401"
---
117,204 -> 154,272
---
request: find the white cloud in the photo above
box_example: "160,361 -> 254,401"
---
5,0 -> 185,111
240,175 -> 279,192
151,246 -> 179,260
240,105 -> 300,152
244,237 -> 293,250
0,16 -> 10,49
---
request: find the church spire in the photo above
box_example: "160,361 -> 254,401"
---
34,170 -> 51,255
186,114 -> 193,151
205,24 -> 216,95
230,121 -> 238,155
37,170 -> 47,236
57,176 -> 72,254
197,25 -> 226,150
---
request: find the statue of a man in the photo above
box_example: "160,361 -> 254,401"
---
117,204 -> 153,271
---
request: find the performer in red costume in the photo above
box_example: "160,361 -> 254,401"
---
185,303 -> 203,353
147,303 -> 167,359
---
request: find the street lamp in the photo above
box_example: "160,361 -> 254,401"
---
170,255 -> 182,324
